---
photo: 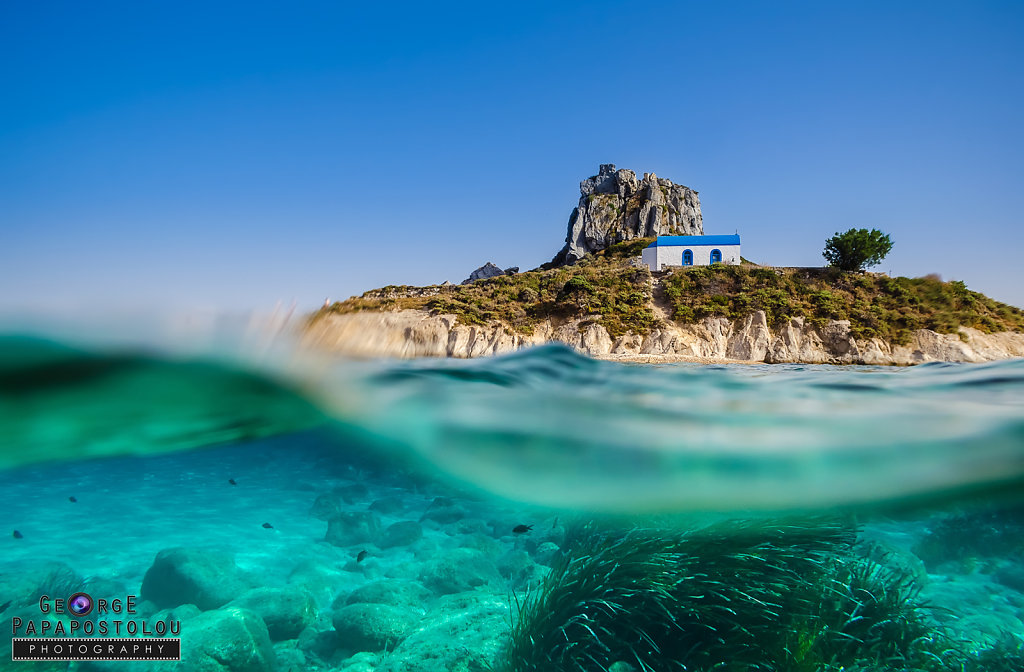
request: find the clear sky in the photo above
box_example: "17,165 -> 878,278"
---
3,1 -> 1023,319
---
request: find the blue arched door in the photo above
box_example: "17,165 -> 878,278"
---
683,249 -> 693,266
710,249 -> 722,264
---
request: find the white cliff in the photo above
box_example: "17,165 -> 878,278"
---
302,309 -> 1024,365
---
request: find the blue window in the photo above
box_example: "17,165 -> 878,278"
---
710,249 -> 722,264
682,249 -> 693,265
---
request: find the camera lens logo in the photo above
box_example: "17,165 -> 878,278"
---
67,592 -> 93,617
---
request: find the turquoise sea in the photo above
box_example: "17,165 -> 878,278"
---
2,331 -> 1024,671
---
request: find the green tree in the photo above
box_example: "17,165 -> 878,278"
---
823,228 -> 893,271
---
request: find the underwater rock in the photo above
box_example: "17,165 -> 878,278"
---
913,506 -> 1024,572
533,541 -> 562,567
496,549 -> 533,578
228,587 -> 318,641
309,492 -> 347,520
183,607 -> 277,672
332,603 -> 420,652
287,560 -> 360,609
378,593 -> 508,672
296,624 -> 340,662
337,651 -> 379,672
496,549 -> 549,588
455,518 -> 493,537
324,512 -> 382,547
921,570 -> 1024,651
458,531 -> 502,556
420,497 -> 466,525
151,603 -> 202,623
993,561 -> 1024,593
336,483 -> 371,504
141,548 -> 253,611
368,496 -> 405,515
419,548 -> 502,595
377,520 -> 423,549
271,641 -> 307,672
81,607 -> 278,672
341,580 -> 432,610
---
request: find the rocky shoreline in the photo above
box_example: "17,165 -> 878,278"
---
302,309 -> 1024,365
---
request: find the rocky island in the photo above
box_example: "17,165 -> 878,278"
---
304,166 -> 1024,364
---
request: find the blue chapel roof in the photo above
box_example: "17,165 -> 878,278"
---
645,235 -> 741,248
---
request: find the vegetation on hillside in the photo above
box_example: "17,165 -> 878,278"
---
315,237 -> 1024,344
316,238 -> 656,337
663,264 -> 1024,344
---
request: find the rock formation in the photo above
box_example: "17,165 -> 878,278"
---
552,164 -> 703,265
462,262 -> 505,284
303,309 -> 1024,365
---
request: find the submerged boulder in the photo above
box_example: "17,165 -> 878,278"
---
141,548 -> 252,611
332,603 -> 420,652
228,587 -> 317,641
418,548 -> 502,595
325,512 -> 382,547
341,580 -> 432,610
183,607 -> 277,672
377,521 -> 423,549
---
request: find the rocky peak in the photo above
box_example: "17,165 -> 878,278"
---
462,262 -> 505,284
552,164 -> 703,265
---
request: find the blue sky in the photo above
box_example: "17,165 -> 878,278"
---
2,1 -> 1023,317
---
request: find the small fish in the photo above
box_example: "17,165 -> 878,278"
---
228,479 -> 237,486
69,496 -> 77,503
0,599 -> 11,612
356,550 -> 367,563
552,517 -> 558,529
513,524 -> 533,534
12,530 -> 23,539
261,522 -> 273,529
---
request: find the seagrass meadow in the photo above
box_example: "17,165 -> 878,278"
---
497,518 -> 1024,672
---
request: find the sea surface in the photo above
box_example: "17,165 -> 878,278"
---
2,330 -> 1023,671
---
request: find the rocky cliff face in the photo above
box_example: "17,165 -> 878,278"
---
303,309 -> 1024,365
552,164 -> 703,265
